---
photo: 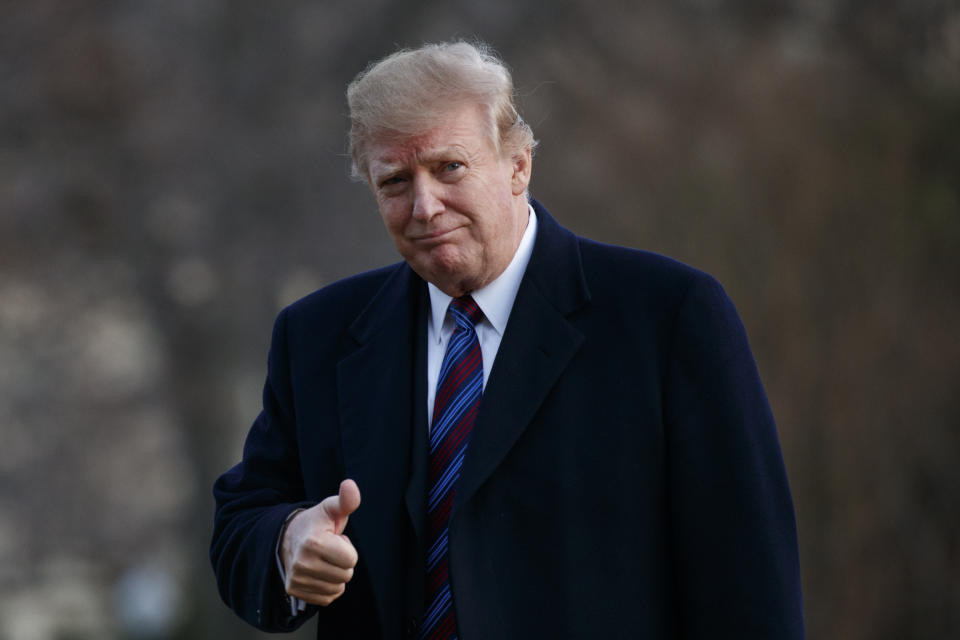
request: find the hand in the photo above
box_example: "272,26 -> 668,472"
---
281,479 -> 361,606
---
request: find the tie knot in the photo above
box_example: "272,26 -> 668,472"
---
448,295 -> 483,329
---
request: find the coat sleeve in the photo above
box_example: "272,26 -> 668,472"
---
210,307 -> 317,632
664,272 -> 805,639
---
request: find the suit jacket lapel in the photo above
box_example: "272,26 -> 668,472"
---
454,201 -> 591,517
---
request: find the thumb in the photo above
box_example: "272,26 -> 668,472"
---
320,479 -> 361,534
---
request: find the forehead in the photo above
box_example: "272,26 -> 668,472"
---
366,104 -> 493,171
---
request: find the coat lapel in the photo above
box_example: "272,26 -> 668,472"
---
454,201 -> 591,517
336,264 -> 427,628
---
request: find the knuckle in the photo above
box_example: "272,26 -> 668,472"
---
346,549 -> 359,567
291,559 -> 310,574
318,583 -> 346,606
304,535 -> 328,554
317,593 -> 335,607
321,580 -> 343,595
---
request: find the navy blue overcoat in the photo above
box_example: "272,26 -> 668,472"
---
212,200 -> 804,639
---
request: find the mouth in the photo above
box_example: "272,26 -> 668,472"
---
409,227 -> 461,242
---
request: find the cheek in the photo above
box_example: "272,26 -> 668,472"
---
378,203 -> 409,236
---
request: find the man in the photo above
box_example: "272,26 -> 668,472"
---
211,41 -> 804,639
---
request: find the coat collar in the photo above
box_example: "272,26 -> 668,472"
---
453,199 -> 591,517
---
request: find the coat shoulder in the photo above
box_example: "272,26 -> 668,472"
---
280,262 -> 406,328
575,236 -> 727,312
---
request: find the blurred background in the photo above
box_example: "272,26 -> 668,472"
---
1,1 -> 958,638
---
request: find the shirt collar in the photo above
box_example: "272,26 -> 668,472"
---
428,203 -> 538,343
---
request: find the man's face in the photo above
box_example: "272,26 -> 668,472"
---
366,103 -> 531,298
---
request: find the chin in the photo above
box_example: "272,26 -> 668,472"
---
423,265 -> 482,297
425,251 -> 466,276
407,246 -> 482,293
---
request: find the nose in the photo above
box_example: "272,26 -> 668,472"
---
411,176 -> 443,221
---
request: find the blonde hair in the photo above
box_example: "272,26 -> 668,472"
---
346,40 -> 536,179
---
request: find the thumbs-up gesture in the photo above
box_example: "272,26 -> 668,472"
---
281,479 -> 361,606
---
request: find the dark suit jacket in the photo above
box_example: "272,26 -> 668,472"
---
211,200 -> 804,639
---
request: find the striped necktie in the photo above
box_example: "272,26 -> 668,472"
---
420,295 -> 484,640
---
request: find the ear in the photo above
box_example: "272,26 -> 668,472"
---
509,146 -> 532,196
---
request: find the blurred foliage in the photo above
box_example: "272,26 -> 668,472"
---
1,1 -> 957,638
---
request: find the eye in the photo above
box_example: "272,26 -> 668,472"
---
381,175 -> 404,186
438,161 -> 465,180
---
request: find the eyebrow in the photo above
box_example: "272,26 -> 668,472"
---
370,162 -> 403,179
419,145 -> 468,163
369,144 -> 470,180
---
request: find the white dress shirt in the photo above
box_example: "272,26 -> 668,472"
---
425,204 -> 537,428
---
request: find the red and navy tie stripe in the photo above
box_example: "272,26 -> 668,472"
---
420,296 -> 483,640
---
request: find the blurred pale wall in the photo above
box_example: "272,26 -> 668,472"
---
1,1 -> 958,638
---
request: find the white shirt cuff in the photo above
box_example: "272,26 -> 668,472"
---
275,508 -> 308,616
